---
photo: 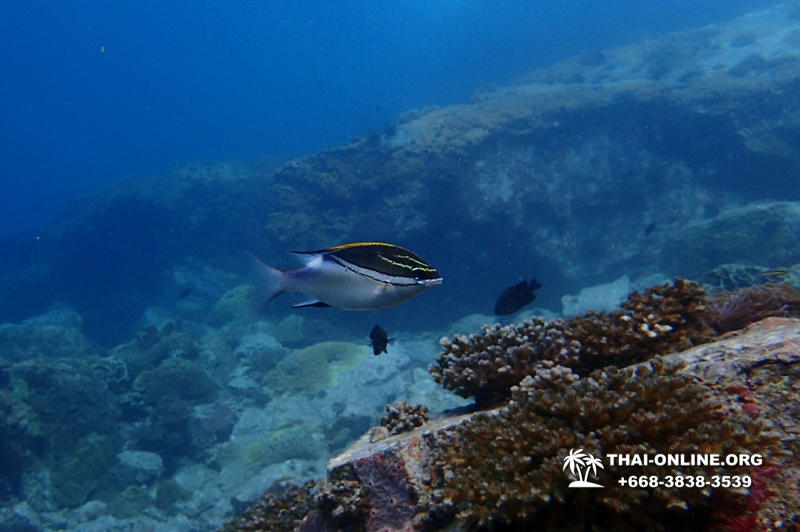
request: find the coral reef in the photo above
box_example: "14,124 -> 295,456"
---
225,316 -> 797,531
0,305 -> 97,361
222,480 -> 317,532
6,4 -> 800,530
423,357 -> 777,530
431,278 -> 714,404
5,3 -> 800,339
379,402 -> 430,436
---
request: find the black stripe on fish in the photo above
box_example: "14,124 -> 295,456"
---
327,255 -> 419,286
294,242 -> 440,282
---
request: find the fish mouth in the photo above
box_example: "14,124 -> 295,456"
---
419,277 -> 443,287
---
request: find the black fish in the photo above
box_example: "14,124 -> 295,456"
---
494,279 -> 542,315
369,324 -> 392,355
643,222 -> 657,236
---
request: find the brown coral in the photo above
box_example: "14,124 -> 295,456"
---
380,402 -> 430,435
424,357 -> 778,531
222,480 -> 316,532
430,278 -> 715,404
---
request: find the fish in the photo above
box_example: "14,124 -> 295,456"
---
643,222 -> 657,236
494,278 -> 542,315
253,242 -> 442,310
369,324 -> 393,355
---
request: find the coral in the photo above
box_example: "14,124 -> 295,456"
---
706,282 -> 800,332
222,480 -> 317,532
105,484 -> 153,519
379,402 -> 430,435
49,432 -> 117,508
11,358 -> 121,451
134,357 -> 218,405
0,388 -> 43,499
154,478 -> 191,512
112,320 -> 199,380
424,357 -> 778,530
431,279 -> 714,404
313,474 -> 371,531
243,425 -> 326,471
131,358 -> 218,456
263,341 -> 368,396
0,316 -> 98,362
273,314 -> 305,345
212,284 -> 257,325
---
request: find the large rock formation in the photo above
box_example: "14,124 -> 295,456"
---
2,4 -> 800,342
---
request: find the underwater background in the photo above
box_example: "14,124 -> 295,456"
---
2,1 -> 800,530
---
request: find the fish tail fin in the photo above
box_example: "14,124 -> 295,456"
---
248,252 -> 287,304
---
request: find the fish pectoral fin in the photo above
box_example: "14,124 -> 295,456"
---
292,299 -> 332,308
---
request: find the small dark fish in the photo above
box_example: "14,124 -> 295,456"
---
177,285 -> 194,301
494,279 -> 542,315
643,222 -> 657,236
369,324 -> 392,355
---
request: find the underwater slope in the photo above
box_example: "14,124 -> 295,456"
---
1,5 -> 800,338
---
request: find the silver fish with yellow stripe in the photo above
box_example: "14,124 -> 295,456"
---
254,242 -> 442,310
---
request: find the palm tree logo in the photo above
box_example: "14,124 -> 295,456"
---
562,449 -> 604,488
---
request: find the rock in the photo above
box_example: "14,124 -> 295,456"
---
307,317 -> 800,531
660,202 -> 800,279
561,275 -> 632,316
75,500 -> 108,522
0,501 -> 42,532
188,402 -> 238,448
115,450 -> 164,485
445,313 -> 495,337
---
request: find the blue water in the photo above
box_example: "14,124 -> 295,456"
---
1,1 -> 794,530
0,0 -> 767,238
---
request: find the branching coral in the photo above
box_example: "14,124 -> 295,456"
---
423,357 -> 778,531
380,402 -> 430,435
222,480 -> 317,532
430,279 -> 714,404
